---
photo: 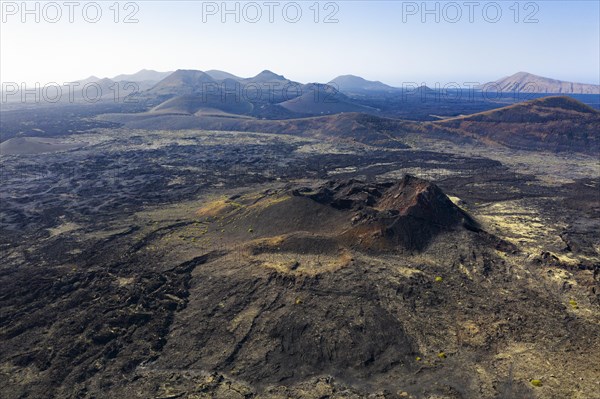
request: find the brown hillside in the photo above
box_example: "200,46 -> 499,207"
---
433,96 -> 600,154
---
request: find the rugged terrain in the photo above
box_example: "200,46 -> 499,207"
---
429,96 -> 600,154
93,96 -> 600,155
1,71 -> 599,398
1,113 -> 599,398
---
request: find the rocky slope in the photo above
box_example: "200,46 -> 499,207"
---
431,96 -> 600,154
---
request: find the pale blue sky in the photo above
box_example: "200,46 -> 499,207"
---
1,1 -> 599,86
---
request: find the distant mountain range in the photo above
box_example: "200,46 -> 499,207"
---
131,69 -> 374,117
329,72 -> 599,95
76,69 -> 599,155
2,69 -> 598,106
110,69 -> 595,118
70,69 -> 599,97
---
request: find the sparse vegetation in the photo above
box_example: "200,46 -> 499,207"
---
530,379 -> 543,387
1,93 -> 598,399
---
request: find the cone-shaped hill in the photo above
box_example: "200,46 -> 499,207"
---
292,176 -> 479,251
140,176 -> 550,396
191,175 -> 483,260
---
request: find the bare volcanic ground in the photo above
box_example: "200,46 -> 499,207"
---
430,96 -> 600,155
0,137 -> 87,155
97,112 -> 412,148
97,96 -> 600,155
2,176 -> 598,398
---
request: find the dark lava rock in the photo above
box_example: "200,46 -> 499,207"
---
295,175 -> 478,251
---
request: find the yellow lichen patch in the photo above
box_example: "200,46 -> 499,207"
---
447,196 -> 462,206
458,262 -> 473,279
459,320 -> 487,347
569,299 -> 579,309
256,251 -> 352,276
545,267 -> 574,284
463,321 -> 480,335
248,235 -> 287,250
229,306 -> 261,340
553,253 -> 584,267
249,235 -> 353,276
47,222 -> 80,238
476,200 -> 567,256
246,194 -> 290,211
394,266 -> 424,279
117,277 -> 135,287
195,199 -> 229,217
196,197 -> 244,218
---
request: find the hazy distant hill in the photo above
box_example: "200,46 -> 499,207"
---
480,72 -> 600,94
74,75 -> 101,85
151,94 -> 254,115
244,70 -> 289,84
136,69 -> 381,116
145,70 -> 217,96
71,74 -> 162,96
279,83 -> 378,115
329,75 -> 397,93
112,69 -> 172,83
65,77 -> 131,100
141,69 -> 305,106
433,96 -> 600,154
406,85 -> 434,95
242,70 -> 301,103
205,70 -> 242,80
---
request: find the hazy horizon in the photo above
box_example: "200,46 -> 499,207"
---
33,68 -> 600,88
1,1 -> 599,86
